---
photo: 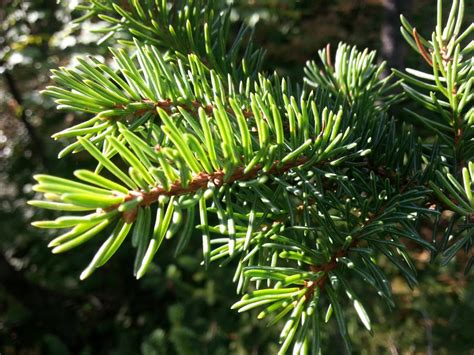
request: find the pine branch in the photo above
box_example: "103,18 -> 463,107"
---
75,0 -> 264,80
305,175 -> 416,295
397,0 -> 473,270
27,0 -> 473,353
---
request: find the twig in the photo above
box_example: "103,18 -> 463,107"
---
120,156 -> 311,223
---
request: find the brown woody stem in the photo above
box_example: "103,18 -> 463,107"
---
121,156 -> 310,223
115,98 -> 253,120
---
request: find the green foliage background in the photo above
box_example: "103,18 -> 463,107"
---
0,1 -> 472,354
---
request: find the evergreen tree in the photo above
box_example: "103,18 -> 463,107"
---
29,0 -> 472,353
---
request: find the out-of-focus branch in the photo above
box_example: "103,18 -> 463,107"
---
381,0 -> 411,72
2,68 -> 46,166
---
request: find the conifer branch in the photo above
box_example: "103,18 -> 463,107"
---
304,177 -> 414,296
28,0 -> 473,353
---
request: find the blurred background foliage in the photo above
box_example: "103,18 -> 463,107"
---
0,0 -> 473,354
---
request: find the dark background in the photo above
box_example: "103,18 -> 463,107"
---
1,1 -> 473,354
